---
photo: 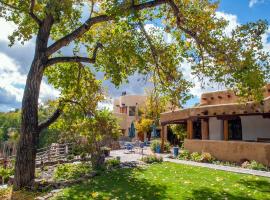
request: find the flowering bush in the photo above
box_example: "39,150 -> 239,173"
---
141,155 -> 163,164
178,150 -> 190,160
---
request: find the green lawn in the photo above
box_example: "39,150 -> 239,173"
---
54,162 -> 270,200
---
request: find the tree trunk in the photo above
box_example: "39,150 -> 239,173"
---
13,59 -> 43,189
13,16 -> 54,190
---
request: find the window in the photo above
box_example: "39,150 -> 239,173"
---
193,120 -> 202,139
129,106 -> 136,116
228,118 -> 242,140
120,106 -> 127,114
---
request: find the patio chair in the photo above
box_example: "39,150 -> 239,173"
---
119,141 -> 126,149
124,143 -> 135,154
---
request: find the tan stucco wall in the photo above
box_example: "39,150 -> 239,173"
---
184,139 -> 270,166
241,115 -> 270,141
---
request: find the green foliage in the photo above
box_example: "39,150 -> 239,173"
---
242,160 -> 268,171
141,155 -> 163,164
0,111 -> 20,142
66,154 -> 74,160
105,158 -> 120,169
180,151 -> 215,163
0,166 -> 14,183
53,163 -> 92,181
2,0 -> 267,108
178,150 -> 190,160
135,118 -> 153,135
170,124 -> 187,141
150,140 -> 170,153
142,89 -> 172,121
190,152 -> 202,162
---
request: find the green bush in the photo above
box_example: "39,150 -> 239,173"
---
244,160 -> 268,171
105,158 -> 120,169
190,152 -> 201,162
178,149 -> 190,160
0,166 -> 14,183
53,163 -> 92,181
141,155 -> 163,164
67,154 -> 75,160
150,140 -> 170,153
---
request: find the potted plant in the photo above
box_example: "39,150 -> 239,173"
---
101,147 -> 111,157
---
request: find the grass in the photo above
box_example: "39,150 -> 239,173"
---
53,162 -> 270,200
0,187 -> 42,200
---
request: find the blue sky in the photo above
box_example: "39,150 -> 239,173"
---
0,0 -> 270,111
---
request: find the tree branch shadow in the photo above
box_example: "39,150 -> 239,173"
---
53,167 -> 168,200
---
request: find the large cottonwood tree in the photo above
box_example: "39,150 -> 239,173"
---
0,0 -> 269,189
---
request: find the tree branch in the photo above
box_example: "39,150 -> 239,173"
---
46,0 -> 168,56
0,0 -> 20,10
29,0 -> 42,25
46,56 -> 95,66
38,108 -> 62,131
45,42 -> 103,67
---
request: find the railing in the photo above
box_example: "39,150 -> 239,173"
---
0,143 -> 73,167
36,143 -> 73,165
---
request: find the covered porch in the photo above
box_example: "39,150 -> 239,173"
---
160,95 -> 270,166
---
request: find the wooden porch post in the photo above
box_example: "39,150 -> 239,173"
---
161,125 -> 165,152
187,119 -> 193,139
201,118 -> 209,140
223,119 -> 229,141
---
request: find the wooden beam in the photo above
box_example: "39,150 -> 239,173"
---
161,125 -> 165,152
187,119 -> 193,139
201,118 -> 209,140
223,119 -> 229,141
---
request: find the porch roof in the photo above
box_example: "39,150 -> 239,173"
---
160,96 -> 270,125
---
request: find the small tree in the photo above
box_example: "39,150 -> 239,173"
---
135,118 -> 153,141
170,124 -> 187,146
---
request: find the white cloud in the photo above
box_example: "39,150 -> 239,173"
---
249,0 -> 265,8
216,12 -> 239,36
144,23 -> 173,43
0,52 -> 60,110
0,18 -> 16,42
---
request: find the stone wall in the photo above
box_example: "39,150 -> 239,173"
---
184,139 -> 270,166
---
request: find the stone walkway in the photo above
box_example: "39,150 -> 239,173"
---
110,148 -> 270,178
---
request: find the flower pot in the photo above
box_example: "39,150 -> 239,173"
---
156,145 -> 161,153
173,147 -> 179,157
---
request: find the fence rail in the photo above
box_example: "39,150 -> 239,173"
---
0,143 -> 73,167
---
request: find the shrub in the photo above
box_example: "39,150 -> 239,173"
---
53,163 -> 92,181
178,149 -> 190,160
0,167 -> 14,183
190,152 -> 201,162
141,155 -> 163,164
105,158 -> 120,169
200,152 -> 215,163
244,160 -> 268,171
80,152 -> 87,160
150,140 -> 170,153
67,154 -> 74,160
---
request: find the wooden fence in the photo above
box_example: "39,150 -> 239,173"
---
0,143 -> 73,167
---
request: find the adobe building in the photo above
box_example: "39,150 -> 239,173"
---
160,84 -> 270,166
113,92 -> 147,137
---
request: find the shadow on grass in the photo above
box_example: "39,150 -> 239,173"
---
188,187 -> 256,200
238,179 -> 270,194
54,167 -> 168,200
